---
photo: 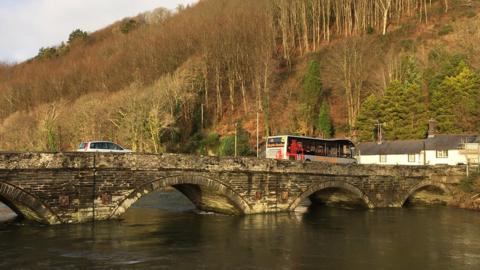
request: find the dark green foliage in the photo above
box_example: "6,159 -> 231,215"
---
430,63 -> 480,133
357,56 -> 428,141
316,103 -> 333,138
382,57 -> 428,140
357,51 -> 480,142
185,131 -> 220,155
218,136 -> 235,156
45,122 -> 59,152
301,59 -> 323,133
400,39 -> 415,51
426,49 -> 467,91
459,171 -> 480,193
68,29 -> 88,45
356,95 -> 381,141
219,123 -> 252,157
37,47 -> 59,59
366,26 -> 375,35
121,19 -> 138,34
36,42 -> 69,60
426,50 -> 478,133
438,24 -> 454,36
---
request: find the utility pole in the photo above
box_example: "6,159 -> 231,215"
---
234,122 -> 238,157
375,120 -> 383,144
256,112 -> 259,158
201,103 -> 204,129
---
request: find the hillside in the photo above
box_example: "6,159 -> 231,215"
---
0,0 -> 479,154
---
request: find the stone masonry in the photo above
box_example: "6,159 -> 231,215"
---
0,152 -> 466,225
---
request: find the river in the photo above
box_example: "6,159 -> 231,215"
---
1,191 -> 480,270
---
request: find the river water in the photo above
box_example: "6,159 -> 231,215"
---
1,191 -> 480,270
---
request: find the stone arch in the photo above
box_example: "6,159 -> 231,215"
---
401,181 -> 452,207
110,174 -> 253,219
0,182 -> 61,224
289,180 -> 374,210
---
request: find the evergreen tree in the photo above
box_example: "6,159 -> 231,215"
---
380,57 -> 428,140
68,29 -> 88,45
301,59 -> 322,134
431,63 -> 480,133
316,103 -> 333,138
426,49 -> 467,93
356,94 -> 381,141
380,80 -> 404,140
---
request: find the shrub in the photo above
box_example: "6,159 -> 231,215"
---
68,29 -> 88,44
185,131 -> 220,155
121,19 -> 138,34
218,123 -> 252,157
438,24 -> 454,36
400,39 -> 415,51
459,171 -> 480,193
366,26 -> 375,35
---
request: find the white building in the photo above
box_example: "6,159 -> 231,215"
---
358,135 -> 479,166
460,137 -> 480,165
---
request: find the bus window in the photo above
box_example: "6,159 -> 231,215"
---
327,142 -> 338,157
315,144 -> 325,156
303,139 -> 316,155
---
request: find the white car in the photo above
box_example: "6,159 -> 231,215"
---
77,141 -> 132,153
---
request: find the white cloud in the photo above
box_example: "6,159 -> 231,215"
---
0,0 -> 197,63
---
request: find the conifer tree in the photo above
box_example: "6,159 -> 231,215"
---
316,103 -> 333,138
377,57 -> 427,140
356,95 -> 381,141
431,64 -> 480,133
301,59 -> 323,134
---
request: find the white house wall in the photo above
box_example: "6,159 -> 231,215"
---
359,154 -> 422,166
424,150 -> 467,166
359,150 -> 468,166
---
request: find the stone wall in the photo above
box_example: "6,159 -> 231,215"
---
0,152 -> 467,225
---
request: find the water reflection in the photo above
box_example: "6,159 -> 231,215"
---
0,191 -> 479,270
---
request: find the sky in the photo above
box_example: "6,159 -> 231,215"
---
0,0 -> 197,63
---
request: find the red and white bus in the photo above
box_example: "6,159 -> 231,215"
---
266,135 -> 356,164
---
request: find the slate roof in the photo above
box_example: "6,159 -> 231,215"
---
358,135 -> 478,155
358,140 -> 424,155
424,135 -> 477,151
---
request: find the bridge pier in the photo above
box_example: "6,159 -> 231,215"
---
0,152 -> 466,225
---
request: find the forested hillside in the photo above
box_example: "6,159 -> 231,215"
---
0,0 -> 479,154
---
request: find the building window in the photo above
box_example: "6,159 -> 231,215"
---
436,150 -> 448,158
408,154 -> 416,163
379,155 -> 387,163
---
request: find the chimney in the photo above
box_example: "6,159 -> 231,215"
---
428,119 -> 437,138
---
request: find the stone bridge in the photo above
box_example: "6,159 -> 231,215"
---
0,152 -> 466,225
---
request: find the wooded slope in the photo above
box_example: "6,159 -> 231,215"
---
0,0 -> 478,153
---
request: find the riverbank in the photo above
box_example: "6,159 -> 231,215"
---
449,192 -> 480,211
448,173 -> 480,211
